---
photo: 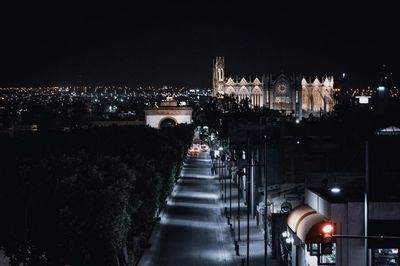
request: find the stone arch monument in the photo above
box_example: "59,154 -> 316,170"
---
144,99 -> 192,129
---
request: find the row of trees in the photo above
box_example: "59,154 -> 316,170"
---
0,125 -> 194,265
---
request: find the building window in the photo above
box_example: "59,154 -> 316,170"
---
318,243 -> 336,265
307,243 -> 318,256
372,248 -> 399,266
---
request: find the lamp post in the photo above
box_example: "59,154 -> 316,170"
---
263,135 -> 268,266
246,164 -> 250,266
365,141 -> 369,266
224,155 -> 227,204
237,143 -> 266,266
246,137 -> 251,266
229,154 -> 232,227
237,151 -> 251,265
237,162 -> 242,242
217,158 -> 222,196
219,147 -> 224,194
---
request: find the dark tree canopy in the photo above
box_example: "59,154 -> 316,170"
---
0,124 -> 194,266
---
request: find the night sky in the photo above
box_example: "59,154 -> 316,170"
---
1,1 -> 398,88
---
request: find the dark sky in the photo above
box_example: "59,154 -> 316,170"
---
0,1 -> 398,88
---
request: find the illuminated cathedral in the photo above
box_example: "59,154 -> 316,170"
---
212,57 -> 335,118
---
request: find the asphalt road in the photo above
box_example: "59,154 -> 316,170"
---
138,151 -> 236,266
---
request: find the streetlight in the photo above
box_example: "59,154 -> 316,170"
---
227,150 -> 233,227
223,153 -> 227,204
330,185 -> 341,194
329,178 -> 341,194
237,138 -> 267,266
236,138 -> 252,266
330,186 -> 341,194
263,135 -> 268,266
365,141 -> 369,266
238,165 -> 250,266
219,147 -> 224,197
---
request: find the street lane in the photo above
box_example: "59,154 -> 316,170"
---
139,151 -> 236,266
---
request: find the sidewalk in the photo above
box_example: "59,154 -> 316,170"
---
215,171 -> 280,266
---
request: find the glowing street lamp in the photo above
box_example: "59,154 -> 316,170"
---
330,185 -> 341,194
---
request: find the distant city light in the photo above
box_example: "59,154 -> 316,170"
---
295,119 -> 300,124
356,96 -> 371,104
377,86 -> 385,92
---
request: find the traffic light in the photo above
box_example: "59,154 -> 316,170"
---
321,222 -> 334,255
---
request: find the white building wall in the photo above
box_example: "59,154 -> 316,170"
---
305,190 -> 319,210
146,115 -> 192,128
305,190 -> 331,217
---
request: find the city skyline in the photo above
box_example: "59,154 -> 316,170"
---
1,1 -> 398,88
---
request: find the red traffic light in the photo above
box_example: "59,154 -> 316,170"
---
321,222 -> 335,255
322,224 -> 333,234
321,222 -> 334,244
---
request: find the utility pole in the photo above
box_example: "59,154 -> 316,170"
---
224,156 -> 227,204
247,137 -> 251,266
229,138 -> 232,226
365,141 -> 369,266
264,135 -> 268,266
237,159 -> 241,242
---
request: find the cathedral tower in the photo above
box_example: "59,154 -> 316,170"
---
212,56 -> 225,96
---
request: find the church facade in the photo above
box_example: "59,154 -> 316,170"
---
212,57 -> 335,118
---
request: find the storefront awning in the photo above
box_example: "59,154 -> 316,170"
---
287,205 -> 316,233
287,205 -> 330,243
297,213 -> 328,243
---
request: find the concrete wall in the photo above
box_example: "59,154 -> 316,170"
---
331,203 -> 348,266
145,115 -> 191,128
347,202 -> 366,266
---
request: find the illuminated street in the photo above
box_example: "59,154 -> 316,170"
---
138,151 -> 237,266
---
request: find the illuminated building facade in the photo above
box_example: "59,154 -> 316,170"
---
212,57 -> 264,107
301,76 -> 335,116
212,57 -> 335,118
